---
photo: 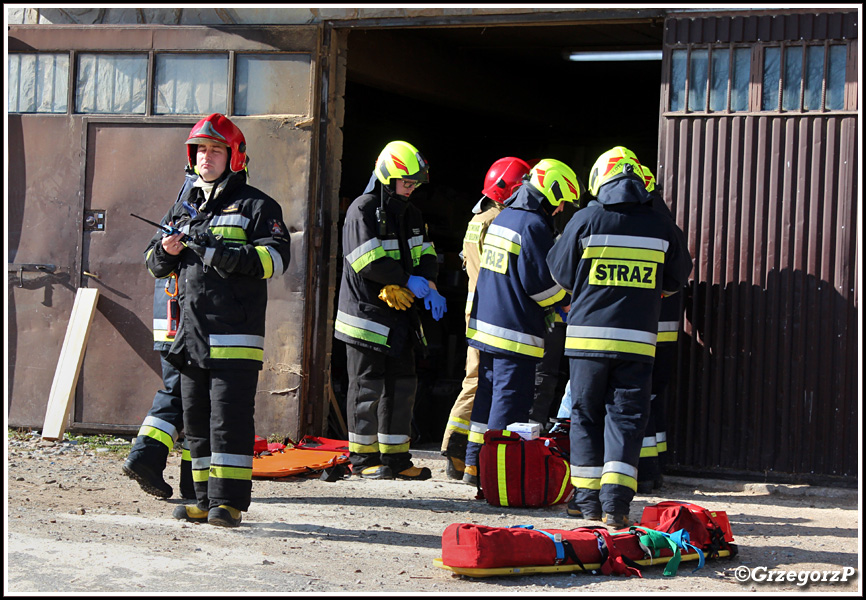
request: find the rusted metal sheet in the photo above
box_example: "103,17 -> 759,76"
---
659,112 -> 859,482
665,10 -> 858,44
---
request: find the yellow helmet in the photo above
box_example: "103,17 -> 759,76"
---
374,141 -> 429,187
639,164 -> 656,192
588,146 -> 644,196
527,159 -> 581,207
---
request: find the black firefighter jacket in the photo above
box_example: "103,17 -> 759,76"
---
335,180 -> 438,358
145,170 -> 291,370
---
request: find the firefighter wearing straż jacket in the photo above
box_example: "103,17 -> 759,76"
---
145,113 -> 291,527
635,165 -> 691,493
335,140 -> 445,481
123,171 -> 196,501
463,159 -> 579,483
546,146 -> 692,529
440,157 -> 532,483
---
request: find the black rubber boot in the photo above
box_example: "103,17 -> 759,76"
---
122,459 -> 172,498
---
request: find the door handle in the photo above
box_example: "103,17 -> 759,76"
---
8,263 -> 56,288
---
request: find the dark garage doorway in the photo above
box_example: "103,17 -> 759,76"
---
331,20 -> 665,445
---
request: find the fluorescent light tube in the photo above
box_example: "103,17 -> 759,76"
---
567,50 -> 663,62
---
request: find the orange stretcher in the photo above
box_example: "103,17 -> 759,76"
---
252,448 -> 349,478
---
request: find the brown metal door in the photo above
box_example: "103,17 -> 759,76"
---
75,121 -> 192,431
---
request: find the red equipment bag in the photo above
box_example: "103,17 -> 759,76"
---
441,523 -> 641,576
478,429 -> 573,508
638,501 -> 736,557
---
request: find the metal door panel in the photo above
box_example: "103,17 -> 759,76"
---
7,116 -> 84,428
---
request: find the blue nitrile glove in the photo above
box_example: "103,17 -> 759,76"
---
556,307 -> 568,322
405,275 -> 431,299
424,289 -> 447,321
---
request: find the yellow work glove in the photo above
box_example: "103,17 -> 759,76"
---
379,284 -> 415,310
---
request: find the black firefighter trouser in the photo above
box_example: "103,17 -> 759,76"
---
180,364 -> 258,512
127,352 -> 192,484
345,343 -> 416,473
568,357 -> 653,516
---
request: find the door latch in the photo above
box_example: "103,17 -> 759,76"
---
8,263 -> 57,288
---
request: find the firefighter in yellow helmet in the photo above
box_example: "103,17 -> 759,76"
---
335,140 -> 445,480
463,159 -> 579,484
547,146 -> 692,528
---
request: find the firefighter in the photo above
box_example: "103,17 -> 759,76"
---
635,165 -> 691,493
123,171 -> 196,501
145,113 -> 291,527
440,157 -> 532,483
547,146 -> 692,529
463,159 -> 579,483
335,140 -> 445,481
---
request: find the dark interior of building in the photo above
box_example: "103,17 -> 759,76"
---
331,19 -> 665,444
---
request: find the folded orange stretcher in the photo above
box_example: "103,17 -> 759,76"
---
435,501 -> 736,578
251,435 -> 349,478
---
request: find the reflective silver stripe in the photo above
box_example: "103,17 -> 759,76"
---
142,416 -> 178,441
211,452 -> 253,468
203,246 -> 217,264
382,239 -> 400,252
153,318 -> 168,330
192,456 -> 211,470
469,420 -> 488,434
581,234 -> 669,252
529,282 -> 566,305
566,325 -> 657,346
265,246 -> 285,275
349,433 -> 377,445
408,234 -> 424,249
656,432 -> 667,443
209,334 -> 265,349
346,238 -> 382,264
378,433 -> 410,445
210,214 -> 250,229
470,318 -> 545,348
571,465 -> 603,478
658,320 -> 680,332
336,310 -> 390,337
642,435 -> 657,448
182,439 -> 190,451
421,242 -> 435,253
487,223 -> 521,245
603,461 -> 638,478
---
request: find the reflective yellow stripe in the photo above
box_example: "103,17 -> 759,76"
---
468,430 -> 485,444
657,441 -> 668,453
138,426 -> 173,450
589,259 -> 657,289
553,459 -> 571,503
582,245 -> 665,263
153,329 -> 174,343
210,465 -> 252,481
210,346 -> 265,361
182,447 -> 191,461
350,244 -> 386,272
601,471 -> 638,492
349,441 -> 379,454
497,441 -> 509,507
535,286 -> 567,308
380,441 -> 411,454
192,469 -> 209,483
640,445 -> 659,458
572,476 -> 601,490
255,246 -> 274,279
467,327 -> 544,358
565,337 -> 656,358
211,225 -> 246,243
657,330 -> 678,343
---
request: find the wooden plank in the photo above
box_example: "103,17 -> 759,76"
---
42,288 -> 100,441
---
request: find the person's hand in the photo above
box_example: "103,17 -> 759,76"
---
379,285 -> 415,310
187,229 -> 240,273
423,289 -> 447,321
405,275 -> 431,299
161,231 -> 185,256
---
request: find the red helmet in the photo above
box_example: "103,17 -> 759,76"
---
185,113 -> 247,173
481,157 -> 531,204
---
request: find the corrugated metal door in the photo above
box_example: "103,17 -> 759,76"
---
659,10 -> 858,483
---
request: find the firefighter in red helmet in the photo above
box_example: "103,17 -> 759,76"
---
439,157 -> 532,483
145,113 -> 291,527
